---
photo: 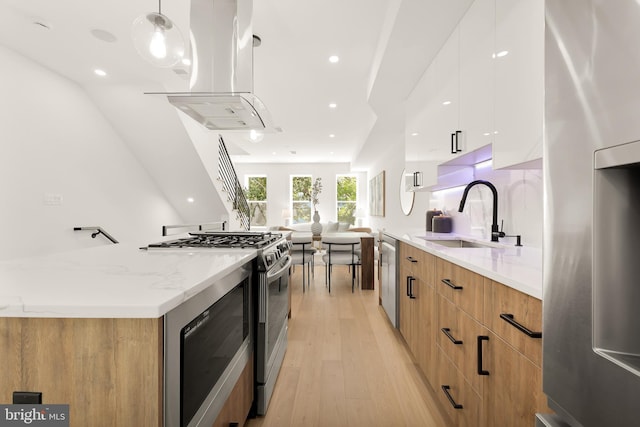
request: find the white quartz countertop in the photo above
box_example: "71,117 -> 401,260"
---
383,230 -> 542,299
0,243 -> 256,318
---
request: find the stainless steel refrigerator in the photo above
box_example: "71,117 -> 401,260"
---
541,1 -> 640,426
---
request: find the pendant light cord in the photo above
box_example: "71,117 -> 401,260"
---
158,0 -> 162,15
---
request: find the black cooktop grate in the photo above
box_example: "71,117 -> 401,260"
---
147,232 -> 281,249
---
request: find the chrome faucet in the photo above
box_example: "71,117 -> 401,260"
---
458,180 -> 505,242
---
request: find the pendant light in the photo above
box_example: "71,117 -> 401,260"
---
132,0 -> 185,67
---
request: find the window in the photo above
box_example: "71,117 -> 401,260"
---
291,175 -> 312,224
336,175 -> 357,225
245,175 -> 267,226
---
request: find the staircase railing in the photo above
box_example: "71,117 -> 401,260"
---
218,137 -> 250,230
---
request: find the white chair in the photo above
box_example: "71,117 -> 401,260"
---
321,235 -> 361,293
290,234 -> 315,292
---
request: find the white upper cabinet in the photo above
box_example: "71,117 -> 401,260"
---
459,0 -> 495,153
493,0 -> 544,169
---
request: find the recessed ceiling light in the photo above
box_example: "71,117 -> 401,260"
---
181,58 -> 191,66
90,28 -> 117,43
442,101 -> 451,106
483,132 -> 491,136
329,134 -> 335,138
329,55 -> 340,63
329,152 -> 334,155
492,50 -> 509,58
411,132 -> 419,136
187,197 -> 195,203
272,152 -> 277,155
329,103 -> 337,109
94,69 -> 107,77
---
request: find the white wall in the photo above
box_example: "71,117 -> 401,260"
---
367,138 -> 543,248
234,162 -> 367,227
0,46 -> 184,260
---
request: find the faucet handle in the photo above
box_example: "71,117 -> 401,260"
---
498,220 -> 506,238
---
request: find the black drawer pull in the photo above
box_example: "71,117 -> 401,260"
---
441,328 -> 463,345
477,335 -> 490,376
409,276 -> 416,299
441,385 -> 463,409
406,256 -> 418,263
500,313 -> 542,338
441,278 -> 463,290
406,276 -> 411,297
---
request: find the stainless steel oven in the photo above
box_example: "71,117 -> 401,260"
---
255,246 -> 291,415
145,231 -> 290,425
164,264 -> 252,427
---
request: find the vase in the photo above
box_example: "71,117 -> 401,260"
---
311,210 -> 323,236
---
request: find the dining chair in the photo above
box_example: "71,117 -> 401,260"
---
290,234 -> 315,292
321,235 -> 361,293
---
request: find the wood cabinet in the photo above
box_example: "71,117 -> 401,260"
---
398,248 -> 548,427
0,318 -> 163,427
398,242 -> 438,386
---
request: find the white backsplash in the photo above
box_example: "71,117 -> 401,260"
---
429,167 -> 543,248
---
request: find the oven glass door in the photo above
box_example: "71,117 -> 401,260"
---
266,256 -> 290,360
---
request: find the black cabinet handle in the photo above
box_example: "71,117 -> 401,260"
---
412,171 -> 422,187
451,133 -> 457,154
406,256 -> 418,263
441,328 -> 463,345
441,278 -> 463,290
455,130 -> 462,152
409,276 -> 416,299
441,385 -> 463,409
477,335 -> 490,376
500,313 -> 542,338
229,424 -> 239,427
406,276 -> 411,297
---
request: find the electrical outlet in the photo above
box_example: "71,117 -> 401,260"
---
44,193 -> 63,206
13,391 -> 42,404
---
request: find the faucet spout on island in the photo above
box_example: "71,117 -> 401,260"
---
458,180 -> 504,242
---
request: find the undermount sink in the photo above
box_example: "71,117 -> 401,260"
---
420,238 -> 500,249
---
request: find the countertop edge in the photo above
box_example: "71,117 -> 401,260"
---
383,230 -> 542,299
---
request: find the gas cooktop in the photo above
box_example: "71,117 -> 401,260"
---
145,231 -> 283,250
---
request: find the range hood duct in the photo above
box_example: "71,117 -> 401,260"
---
161,0 -> 275,131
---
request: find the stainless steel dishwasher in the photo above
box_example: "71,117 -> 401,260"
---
380,233 -> 398,327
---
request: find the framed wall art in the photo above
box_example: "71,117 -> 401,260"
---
369,170 -> 385,217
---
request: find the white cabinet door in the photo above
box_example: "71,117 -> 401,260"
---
493,0 -> 544,169
405,60 -> 440,189
431,27 -> 460,161
459,0 -> 495,153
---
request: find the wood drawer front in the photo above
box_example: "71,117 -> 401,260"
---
437,294 -> 486,396
483,279 -> 542,367
436,348 -> 482,427
482,332 -> 550,427
400,244 -> 435,286
436,258 -> 484,319
213,353 -> 254,427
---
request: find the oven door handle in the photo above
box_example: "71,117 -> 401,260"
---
266,255 -> 293,281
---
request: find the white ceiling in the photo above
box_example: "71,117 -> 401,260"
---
0,0 -> 471,169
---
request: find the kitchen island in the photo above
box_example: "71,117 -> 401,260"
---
0,243 -> 256,426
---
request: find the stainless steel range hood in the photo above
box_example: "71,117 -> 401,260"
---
161,0 -> 275,131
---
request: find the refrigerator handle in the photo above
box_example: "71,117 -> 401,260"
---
500,313 -> 542,338
477,335 -> 490,375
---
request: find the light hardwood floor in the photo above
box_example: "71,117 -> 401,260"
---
246,264 -> 449,427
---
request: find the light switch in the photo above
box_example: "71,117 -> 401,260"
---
44,193 -> 63,206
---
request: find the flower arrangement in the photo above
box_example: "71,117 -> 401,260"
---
311,177 -> 323,211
